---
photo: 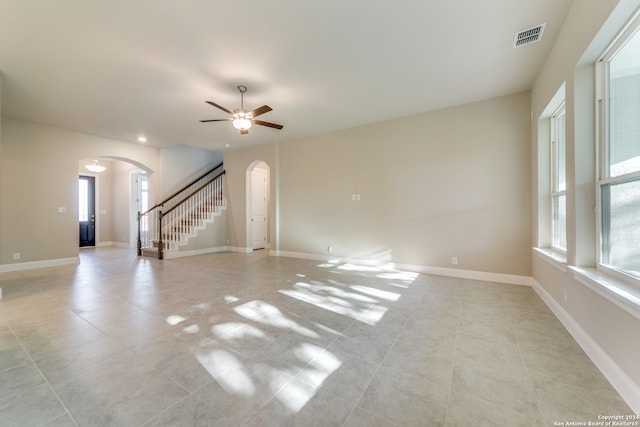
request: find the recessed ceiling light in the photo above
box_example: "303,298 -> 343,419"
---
137,136 -> 147,143
225,143 -> 231,148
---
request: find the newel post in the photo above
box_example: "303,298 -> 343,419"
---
137,211 -> 142,256
158,210 -> 164,260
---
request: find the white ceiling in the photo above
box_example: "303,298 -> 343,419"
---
0,0 -> 571,151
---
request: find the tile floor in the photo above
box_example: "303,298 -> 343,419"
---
0,247 -> 633,426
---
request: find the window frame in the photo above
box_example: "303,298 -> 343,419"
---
550,103 -> 567,254
596,12 -> 640,287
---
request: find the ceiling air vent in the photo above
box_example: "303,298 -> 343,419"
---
513,23 -> 546,48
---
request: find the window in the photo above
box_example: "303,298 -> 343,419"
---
599,16 -> 640,282
79,178 -> 89,221
551,104 -> 567,252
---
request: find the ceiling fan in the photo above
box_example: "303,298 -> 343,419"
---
200,85 -> 283,135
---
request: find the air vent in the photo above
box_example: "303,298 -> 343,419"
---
513,23 -> 546,48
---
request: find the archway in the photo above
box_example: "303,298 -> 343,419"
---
246,161 -> 270,251
78,156 -> 154,249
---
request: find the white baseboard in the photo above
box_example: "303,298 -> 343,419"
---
394,263 -> 532,286
164,246 -> 228,260
269,250 -> 531,286
0,257 -> 80,273
227,246 -> 253,254
95,241 -> 131,248
532,279 -> 640,414
270,250 -> 331,262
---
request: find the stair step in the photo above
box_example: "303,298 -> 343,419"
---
141,247 -> 159,258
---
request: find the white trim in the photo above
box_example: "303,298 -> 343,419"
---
227,246 -> 253,254
531,279 -> 640,414
95,241 -> 131,248
0,257 -> 80,273
111,241 -> 132,249
533,247 -> 568,272
270,250 -> 330,262
394,263 -> 532,286
163,245 -> 255,259
570,266 -> 640,321
270,250 -> 532,286
164,246 -> 228,260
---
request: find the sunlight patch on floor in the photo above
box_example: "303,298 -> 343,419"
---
234,300 -> 319,338
350,285 -> 400,301
377,270 -> 419,282
217,322 -> 265,341
196,348 -> 255,396
279,285 -> 387,325
277,345 -> 341,413
166,315 -> 186,325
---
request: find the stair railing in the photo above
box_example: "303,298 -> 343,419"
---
157,170 -> 225,259
137,162 -> 223,257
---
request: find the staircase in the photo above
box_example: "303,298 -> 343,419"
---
138,164 -> 226,259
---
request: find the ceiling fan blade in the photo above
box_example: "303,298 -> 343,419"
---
205,101 -> 233,115
253,119 -> 283,130
200,118 -> 233,123
249,105 -> 272,118
241,129 -> 249,135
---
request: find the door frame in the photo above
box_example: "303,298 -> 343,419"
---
78,174 -> 97,247
246,161 -> 270,251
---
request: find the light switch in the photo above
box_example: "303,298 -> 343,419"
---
57,207 -> 67,214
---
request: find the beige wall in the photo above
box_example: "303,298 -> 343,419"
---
110,161 -> 138,246
223,143 -> 276,251
531,0 -> 640,409
224,91 -> 532,277
78,159 -> 114,244
0,116 -> 160,266
177,210 -> 227,252
159,144 -> 223,198
278,91 -> 531,275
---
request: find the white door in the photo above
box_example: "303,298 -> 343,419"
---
251,168 -> 268,249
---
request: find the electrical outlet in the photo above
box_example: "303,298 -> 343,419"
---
327,246 -> 333,253
12,253 -> 21,260
451,256 -> 458,265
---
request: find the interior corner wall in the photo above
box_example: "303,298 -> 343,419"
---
274,91 -> 532,276
0,117 -> 160,266
97,165 -> 114,244
159,144 -> 223,199
530,0 -> 640,410
111,161 -> 138,246
223,143 -> 276,251
0,72 -> 3,265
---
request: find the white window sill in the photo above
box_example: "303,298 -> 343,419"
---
570,266 -> 640,321
533,247 -> 567,272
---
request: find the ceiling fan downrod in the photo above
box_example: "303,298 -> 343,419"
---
237,85 -> 247,111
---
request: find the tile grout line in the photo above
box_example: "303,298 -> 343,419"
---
442,291 -> 463,427
339,319 -> 406,427
502,289 -> 544,424
5,321 -> 81,427
240,316 -> 348,425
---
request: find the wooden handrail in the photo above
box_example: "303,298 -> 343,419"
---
140,161 -> 223,216
163,171 -> 225,217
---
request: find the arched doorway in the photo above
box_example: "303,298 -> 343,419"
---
78,157 -> 153,249
246,161 -> 270,250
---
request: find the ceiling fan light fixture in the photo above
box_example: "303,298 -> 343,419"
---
201,85 -> 282,134
233,118 -> 252,130
85,159 -> 106,173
